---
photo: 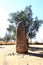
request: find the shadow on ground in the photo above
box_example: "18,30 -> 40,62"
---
0,46 -> 5,48
24,52 -> 43,58
24,46 -> 43,58
28,46 -> 43,51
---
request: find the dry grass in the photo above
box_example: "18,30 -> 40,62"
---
28,42 -> 36,45
0,41 -> 43,45
0,41 -> 6,45
28,42 -> 43,45
0,41 -> 16,45
6,41 -> 16,45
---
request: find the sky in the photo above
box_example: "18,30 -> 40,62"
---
0,0 -> 43,42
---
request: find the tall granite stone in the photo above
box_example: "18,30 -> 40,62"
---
16,21 -> 28,53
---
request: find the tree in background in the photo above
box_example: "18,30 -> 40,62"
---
4,26 -> 16,42
7,5 -> 43,42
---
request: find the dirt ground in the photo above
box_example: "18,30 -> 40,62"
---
0,45 -> 43,65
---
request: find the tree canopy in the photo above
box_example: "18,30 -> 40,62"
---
7,5 -> 43,41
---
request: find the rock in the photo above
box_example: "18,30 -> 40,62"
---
16,21 -> 28,53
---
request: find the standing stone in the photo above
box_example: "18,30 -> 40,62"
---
16,21 -> 28,53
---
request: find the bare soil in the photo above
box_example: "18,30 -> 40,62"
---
0,45 -> 43,65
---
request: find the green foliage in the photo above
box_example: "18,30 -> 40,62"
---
7,5 -> 43,40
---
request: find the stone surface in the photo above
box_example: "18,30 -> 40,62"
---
16,21 -> 27,53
